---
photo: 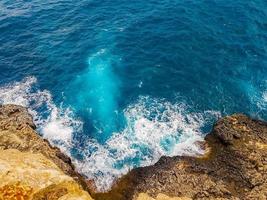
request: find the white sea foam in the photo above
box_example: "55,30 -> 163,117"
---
73,97 -> 221,191
257,91 -> 267,112
263,91 -> 267,102
0,77 -> 221,192
253,90 -> 267,113
0,76 -> 82,150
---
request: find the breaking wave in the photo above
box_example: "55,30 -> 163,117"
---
73,96 -> 220,191
0,76 -> 82,151
0,76 -> 220,191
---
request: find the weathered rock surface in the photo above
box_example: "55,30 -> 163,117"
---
0,149 -> 92,200
1,104 -> 267,200
0,104 -> 93,200
136,193 -> 191,200
93,114 -> 267,200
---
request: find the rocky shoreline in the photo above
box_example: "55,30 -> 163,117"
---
0,104 -> 266,200
0,105 -> 92,200
92,114 -> 267,200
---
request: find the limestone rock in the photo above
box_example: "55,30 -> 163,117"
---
0,104 -> 88,191
0,104 -> 93,200
0,149 -> 92,200
136,193 -> 191,200
1,104 -> 267,200
93,114 -> 267,200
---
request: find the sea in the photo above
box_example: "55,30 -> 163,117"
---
0,0 -> 266,191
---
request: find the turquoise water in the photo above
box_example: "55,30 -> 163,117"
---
0,0 -> 267,191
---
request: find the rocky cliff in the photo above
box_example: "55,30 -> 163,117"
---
0,104 -> 93,200
93,114 -> 267,200
1,104 -> 267,200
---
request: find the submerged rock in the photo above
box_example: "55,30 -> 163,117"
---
0,104 -> 93,200
93,114 -> 267,200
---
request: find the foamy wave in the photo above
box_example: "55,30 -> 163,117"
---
0,76 -> 82,150
262,91 -> 267,104
253,90 -> 267,114
73,96 -> 221,191
0,77 -> 221,192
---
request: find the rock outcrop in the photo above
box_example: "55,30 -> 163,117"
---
1,104 -> 267,200
93,114 -> 267,200
136,193 -> 191,200
0,104 -> 93,200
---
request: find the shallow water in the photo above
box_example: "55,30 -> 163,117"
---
0,0 -> 267,191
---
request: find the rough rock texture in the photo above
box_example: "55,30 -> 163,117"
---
136,193 -> 191,200
0,149 -> 92,200
93,114 -> 267,200
1,104 -> 267,200
0,104 -> 93,200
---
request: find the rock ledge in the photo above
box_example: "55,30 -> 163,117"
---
93,114 -> 267,200
0,104 -> 93,200
1,104 -> 267,200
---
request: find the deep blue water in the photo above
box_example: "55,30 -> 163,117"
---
0,0 -> 267,191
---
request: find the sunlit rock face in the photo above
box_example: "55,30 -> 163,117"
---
0,104 -> 93,200
0,149 -> 93,200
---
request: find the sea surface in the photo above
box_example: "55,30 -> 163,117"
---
0,0 -> 267,191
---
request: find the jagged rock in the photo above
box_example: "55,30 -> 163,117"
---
1,104 -> 267,200
92,114 -> 267,200
0,104 -> 93,200
136,193 -> 191,200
